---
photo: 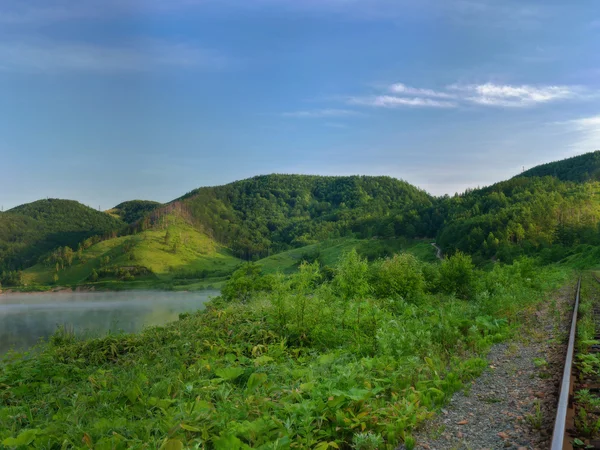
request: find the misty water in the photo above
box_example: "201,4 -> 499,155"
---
0,290 -> 219,355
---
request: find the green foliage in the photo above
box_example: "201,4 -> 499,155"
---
109,200 -> 162,224
370,253 -> 424,301
439,252 -> 476,300
0,270 -> 23,287
22,213 -> 242,288
0,254 -> 570,448
0,199 -> 123,272
435,174 -> 600,264
178,174 -> 433,260
221,263 -> 270,303
519,150 -> 600,183
334,249 -> 370,303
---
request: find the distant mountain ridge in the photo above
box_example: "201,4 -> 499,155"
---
3,151 -> 600,278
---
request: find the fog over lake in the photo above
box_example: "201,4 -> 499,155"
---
0,290 -> 218,354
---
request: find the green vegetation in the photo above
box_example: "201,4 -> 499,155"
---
177,174 -> 433,260
518,150 -> 600,183
0,199 -> 124,274
4,152 -> 600,447
5,153 -> 600,289
0,251 -> 569,448
255,238 -> 437,275
435,175 -> 600,264
22,214 -> 242,290
107,200 -> 162,224
573,275 -> 600,443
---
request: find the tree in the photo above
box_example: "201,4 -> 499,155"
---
63,246 -> 74,266
91,269 -> 99,282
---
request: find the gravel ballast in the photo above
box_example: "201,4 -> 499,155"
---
412,283 -> 576,450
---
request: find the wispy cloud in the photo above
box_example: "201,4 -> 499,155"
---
0,38 -> 230,73
566,115 -> 600,152
349,95 -> 457,108
449,83 -> 579,107
344,81 -> 591,110
282,109 -> 361,118
389,83 -> 455,99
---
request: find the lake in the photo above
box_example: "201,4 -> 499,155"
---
0,290 -> 219,355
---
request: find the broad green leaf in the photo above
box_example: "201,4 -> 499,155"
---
246,372 -> 267,390
213,434 -> 242,450
253,355 -> 274,366
2,429 -> 39,446
215,367 -> 245,381
163,439 -> 183,450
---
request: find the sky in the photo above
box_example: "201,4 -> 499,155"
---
1,0 -> 600,210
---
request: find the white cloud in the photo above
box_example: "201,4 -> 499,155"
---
349,95 -> 457,108
282,109 -> 360,118
389,83 -> 455,99
344,81 -> 591,110
0,38 -> 230,73
449,83 -> 579,107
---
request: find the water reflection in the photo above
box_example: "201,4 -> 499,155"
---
0,290 -> 218,354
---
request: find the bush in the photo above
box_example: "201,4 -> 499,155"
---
370,253 -> 424,301
221,263 -> 272,303
439,251 -> 476,300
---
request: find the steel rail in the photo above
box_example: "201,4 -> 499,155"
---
550,277 -> 581,450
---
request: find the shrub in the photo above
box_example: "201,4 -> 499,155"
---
370,253 -> 424,301
439,251 -> 476,300
221,263 -> 271,303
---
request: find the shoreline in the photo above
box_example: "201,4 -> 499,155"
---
0,285 -> 220,296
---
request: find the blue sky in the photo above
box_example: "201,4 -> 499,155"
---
1,0 -> 599,210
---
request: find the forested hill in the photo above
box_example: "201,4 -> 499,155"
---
518,150 -> 600,182
177,174 -> 433,259
107,200 -> 162,224
435,172 -> 600,264
0,199 -> 124,272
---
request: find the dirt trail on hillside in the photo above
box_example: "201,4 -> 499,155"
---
431,243 -> 443,260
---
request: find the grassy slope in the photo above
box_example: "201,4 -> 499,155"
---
23,216 -> 242,288
257,238 -> 437,274
22,233 -> 437,289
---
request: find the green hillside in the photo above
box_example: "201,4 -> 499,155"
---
518,150 -> 600,182
435,166 -> 600,263
256,238 -> 437,274
177,174 -> 433,260
5,152 -> 600,289
23,214 -> 242,289
0,199 -> 124,274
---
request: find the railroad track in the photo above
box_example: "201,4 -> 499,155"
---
551,276 -> 600,450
